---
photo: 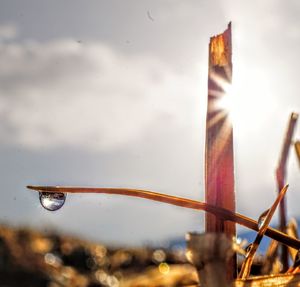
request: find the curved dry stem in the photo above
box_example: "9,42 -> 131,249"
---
27,185 -> 300,250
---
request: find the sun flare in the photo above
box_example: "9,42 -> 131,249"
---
209,65 -> 274,139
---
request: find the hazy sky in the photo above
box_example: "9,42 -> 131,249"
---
0,0 -> 300,245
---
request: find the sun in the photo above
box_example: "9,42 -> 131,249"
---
215,82 -> 236,122
209,63 -> 274,139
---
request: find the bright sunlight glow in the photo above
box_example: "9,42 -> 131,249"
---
213,63 -> 275,139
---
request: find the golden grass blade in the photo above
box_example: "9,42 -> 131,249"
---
287,218 -> 299,262
295,141 -> 300,167
26,185 -> 300,250
238,185 -> 289,279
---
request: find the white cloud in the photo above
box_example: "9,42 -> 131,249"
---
0,38 -> 198,151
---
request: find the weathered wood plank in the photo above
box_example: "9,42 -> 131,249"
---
186,233 -> 233,287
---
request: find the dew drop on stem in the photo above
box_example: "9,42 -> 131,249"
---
257,208 -> 270,229
245,243 -> 253,255
39,192 -> 66,211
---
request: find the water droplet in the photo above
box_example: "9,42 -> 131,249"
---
39,192 -> 66,211
245,243 -> 253,255
258,208 -> 270,229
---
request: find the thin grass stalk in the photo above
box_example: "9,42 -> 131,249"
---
238,185 -> 288,279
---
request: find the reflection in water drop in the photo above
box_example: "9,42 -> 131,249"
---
39,192 -> 66,211
257,208 -> 270,229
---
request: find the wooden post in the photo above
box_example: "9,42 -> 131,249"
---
205,23 -> 236,278
186,233 -> 234,287
276,112 -> 298,271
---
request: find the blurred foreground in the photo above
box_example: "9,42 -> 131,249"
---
0,224 -> 198,287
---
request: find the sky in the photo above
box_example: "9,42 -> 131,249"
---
0,0 -> 300,246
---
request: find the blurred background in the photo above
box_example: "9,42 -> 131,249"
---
0,0 -> 300,247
